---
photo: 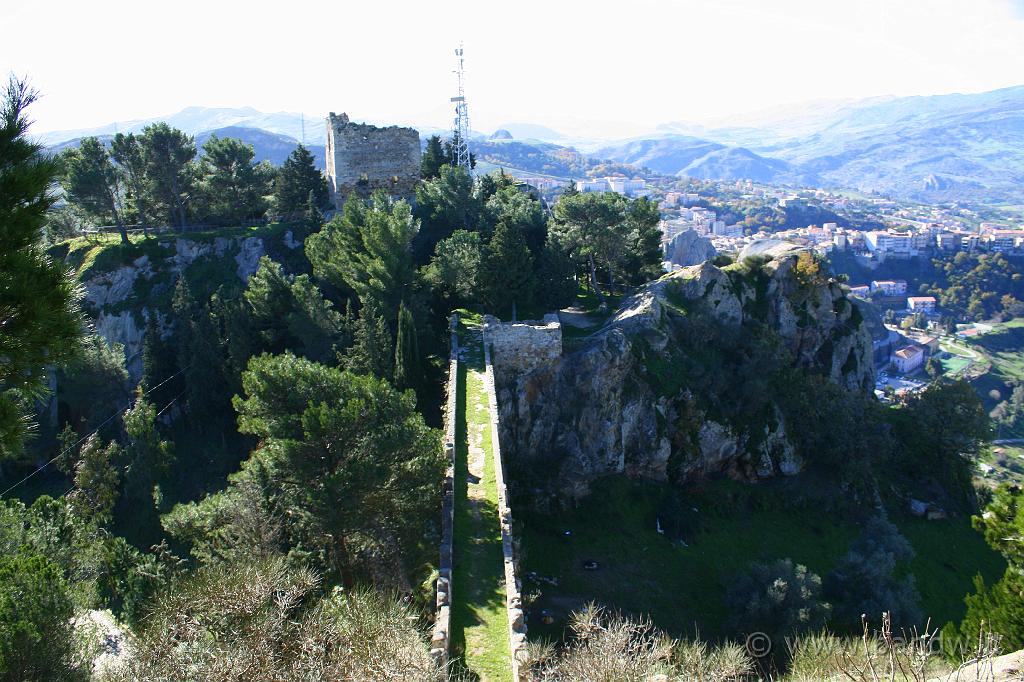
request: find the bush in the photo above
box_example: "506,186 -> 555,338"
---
824,516 -> 922,631
527,603 -> 754,681
726,558 -> 831,649
0,550 -> 91,681
105,557 -> 440,681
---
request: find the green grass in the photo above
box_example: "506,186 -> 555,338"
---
449,323 -> 511,681
898,515 -> 1007,629
518,476 -> 1005,644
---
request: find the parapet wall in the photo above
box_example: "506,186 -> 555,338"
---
325,112 -> 421,208
482,314 -> 562,386
483,333 -> 529,680
430,314 -> 459,668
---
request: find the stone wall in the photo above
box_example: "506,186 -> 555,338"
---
324,112 -> 421,208
430,314 -> 459,669
483,331 -> 530,680
482,314 -> 562,386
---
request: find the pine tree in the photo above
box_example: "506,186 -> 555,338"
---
110,132 -> 151,235
481,222 -> 535,319
301,189 -> 324,232
60,136 -> 129,243
139,122 -> 196,229
344,301 -> 393,379
0,77 -> 82,458
122,386 -> 174,506
393,301 -> 420,393
70,433 -> 120,525
420,135 -> 446,179
274,144 -> 328,220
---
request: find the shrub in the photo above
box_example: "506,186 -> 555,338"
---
0,550 -> 91,681
726,558 -> 831,649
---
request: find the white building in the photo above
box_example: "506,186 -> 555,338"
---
574,176 -> 648,198
892,345 -> 925,374
870,280 -> 908,296
864,230 -> 916,258
907,296 -> 937,312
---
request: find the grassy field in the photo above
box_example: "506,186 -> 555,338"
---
518,476 -> 1005,644
449,320 -> 511,682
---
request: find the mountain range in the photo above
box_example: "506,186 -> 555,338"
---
40,86 -> 1024,204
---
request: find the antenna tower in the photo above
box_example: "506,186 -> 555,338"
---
450,44 -> 471,170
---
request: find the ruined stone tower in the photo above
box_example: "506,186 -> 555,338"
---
324,112 -> 421,209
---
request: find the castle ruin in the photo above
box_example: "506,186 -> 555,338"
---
324,112 -> 421,209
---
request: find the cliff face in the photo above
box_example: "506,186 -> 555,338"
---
497,242 -> 875,501
71,231 -> 296,381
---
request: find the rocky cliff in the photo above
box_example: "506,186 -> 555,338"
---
497,240 -> 876,502
65,228 -> 304,381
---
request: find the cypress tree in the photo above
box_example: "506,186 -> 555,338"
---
393,301 -> 420,392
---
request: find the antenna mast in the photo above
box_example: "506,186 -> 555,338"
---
450,44 -> 471,170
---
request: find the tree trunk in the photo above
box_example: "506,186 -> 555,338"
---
588,254 -> 606,309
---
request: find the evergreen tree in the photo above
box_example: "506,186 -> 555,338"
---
412,165 -> 480,263
301,189 -> 324,232
0,77 -> 82,457
60,136 -> 129,243
959,484 -> 1024,650
306,192 -> 418,331
551,190 -> 627,306
420,135 -> 446,179
224,353 -> 442,586
70,433 -> 120,525
110,132 -> 151,234
0,551 -> 89,681
423,229 -> 483,307
481,179 -> 548,255
344,301 -> 394,379
139,122 -> 196,228
393,301 -> 420,393
480,222 -> 535,318
273,144 -> 328,220
141,314 -> 181,408
622,196 -> 664,284
121,386 -> 174,506
537,234 -> 578,310
196,134 -> 272,226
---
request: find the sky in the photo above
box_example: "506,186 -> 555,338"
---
4,0 -> 1024,139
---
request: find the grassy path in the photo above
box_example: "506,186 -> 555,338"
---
450,322 -> 512,681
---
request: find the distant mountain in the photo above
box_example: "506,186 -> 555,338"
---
47,126 -> 328,170
195,127 -> 326,168
593,135 -> 803,184
37,106 -> 329,148
593,136 -> 725,175
658,85 -> 1024,201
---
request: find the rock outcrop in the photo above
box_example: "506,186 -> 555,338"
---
78,234 -> 269,381
665,228 -> 717,267
497,241 -> 875,502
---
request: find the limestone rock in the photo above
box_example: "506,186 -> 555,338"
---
665,228 -> 717,267
235,237 -> 264,282
497,241 -> 874,501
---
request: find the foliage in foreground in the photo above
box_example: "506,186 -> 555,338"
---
104,557 -> 442,682
527,605 -> 1005,682
164,353 -> 444,589
0,76 -> 82,457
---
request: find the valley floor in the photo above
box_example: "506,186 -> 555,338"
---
518,475 -> 1006,644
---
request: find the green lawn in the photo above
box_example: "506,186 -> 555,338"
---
518,476 -> 1005,644
449,320 -> 511,682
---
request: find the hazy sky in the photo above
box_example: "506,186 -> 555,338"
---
4,0 -> 1024,138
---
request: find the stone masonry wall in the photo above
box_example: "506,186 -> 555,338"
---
483,330 -> 530,680
430,314 -> 459,668
482,314 -> 562,387
325,112 -> 420,208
